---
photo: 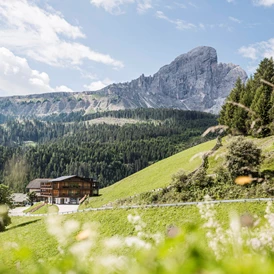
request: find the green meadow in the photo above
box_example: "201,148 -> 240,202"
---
1,202 -> 269,272
82,135 -> 274,209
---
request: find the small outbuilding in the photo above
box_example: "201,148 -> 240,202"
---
12,193 -> 28,206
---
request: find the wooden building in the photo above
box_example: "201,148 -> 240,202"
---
40,175 -> 99,204
12,193 -> 28,206
26,178 -> 52,202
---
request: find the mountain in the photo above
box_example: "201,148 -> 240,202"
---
0,46 -> 247,117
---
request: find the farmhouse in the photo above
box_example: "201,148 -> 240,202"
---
39,175 -> 99,204
26,178 -> 52,201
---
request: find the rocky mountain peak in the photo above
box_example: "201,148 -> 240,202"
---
0,46 -> 247,117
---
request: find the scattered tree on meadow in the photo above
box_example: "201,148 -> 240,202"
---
0,184 -> 13,207
0,184 -> 13,232
27,191 -> 37,206
226,137 -> 262,179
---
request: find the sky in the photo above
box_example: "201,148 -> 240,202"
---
0,0 -> 274,97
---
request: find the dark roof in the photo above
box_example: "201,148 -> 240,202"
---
49,175 -> 77,182
26,178 -> 51,189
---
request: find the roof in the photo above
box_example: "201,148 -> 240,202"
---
49,175 -> 77,182
26,178 -> 52,189
12,193 -> 27,203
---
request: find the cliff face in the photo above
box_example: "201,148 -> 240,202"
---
0,46 -> 247,117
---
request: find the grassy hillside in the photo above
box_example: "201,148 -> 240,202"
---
83,139 -> 216,208
1,202 -> 269,272
82,135 -> 274,209
24,203 -> 59,214
207,135 -> 274,174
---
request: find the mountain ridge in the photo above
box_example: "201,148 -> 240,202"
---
0,46 -> 247,116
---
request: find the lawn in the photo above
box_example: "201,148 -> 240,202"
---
82,139 -> 216,208
207,135 -> 274,173
24,202 -> 59,214
0,201 -> 269,273
83,135 -> 274,209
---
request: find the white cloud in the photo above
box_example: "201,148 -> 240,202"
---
90,0 -> 152,14
229,16 -> 242,23
227,0 -> 235,3
218,23 -> 233,32
174,2 -> 187,9
188,2 -> 198,8
84,78 -> 113,91
156,11 -> 169,20
90,0 -> 135,14
239,39 -> 274,61
156,11 -> 197,30
55,85 -> 74,92
253,0 -> 274,6
199,23 -> 205,30
137,0 -> 153,13
0,0 -> 123,69
238,46 -> 258,60
0,47 -> 72,96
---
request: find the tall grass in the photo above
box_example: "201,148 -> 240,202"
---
0,202 -> 272,273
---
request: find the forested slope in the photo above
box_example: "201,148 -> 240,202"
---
0,109 -> 217,191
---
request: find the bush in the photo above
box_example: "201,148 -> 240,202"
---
214,166 -> 232,185
190,168 -> 212,187
226,137 -> 262,179
0,205 -> 11,232
171,169 -> 188,192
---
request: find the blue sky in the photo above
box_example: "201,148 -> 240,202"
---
0,0 -> 274,96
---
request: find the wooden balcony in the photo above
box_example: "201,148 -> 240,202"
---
41,184 -> 52,189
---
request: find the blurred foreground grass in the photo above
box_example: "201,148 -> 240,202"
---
0,202 -> 270,273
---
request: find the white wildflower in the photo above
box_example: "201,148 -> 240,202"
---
125,236 -> 151,249
103,236 -> 123,250
250,238 -> 262,250
127,214 -> 141,224
69,240 -> 94,260
97,255 -> 128,271
63,220 -> 80,235
5,242 -> 19,249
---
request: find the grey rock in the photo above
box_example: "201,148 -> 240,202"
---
0,46 -> 247,117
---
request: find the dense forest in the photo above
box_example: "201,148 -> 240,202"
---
40,108 -> 214,123
219,57 -> 274,137
0,109 -> 217,191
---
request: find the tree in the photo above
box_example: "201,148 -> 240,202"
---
0,184 -> 13,232
27,191 -> 37,206
0,184 -> 13,207
226,137 -> 261,179
0,205 -> 11,232
219,78 -> 243,131
219,58 -> 274,137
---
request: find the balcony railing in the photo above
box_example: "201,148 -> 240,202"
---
41,185 -> 52,189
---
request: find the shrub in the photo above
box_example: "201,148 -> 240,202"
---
214,166 -> 232,185
226,137 -> 262,179
190,168 -> 212,187
171,169 -> 188,192
0,205 -> 11,232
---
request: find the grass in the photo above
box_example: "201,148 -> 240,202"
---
0,201 -> 269,272
207,135 -> 274,173
82,139 -> 216,208
24,202 -> 59,214
81,135 -> 274,209
33,204 -> 58,214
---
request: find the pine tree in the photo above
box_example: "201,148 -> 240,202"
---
219,78 -> 244,133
